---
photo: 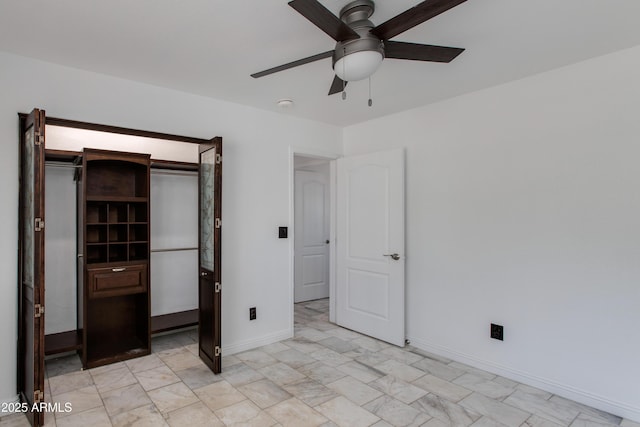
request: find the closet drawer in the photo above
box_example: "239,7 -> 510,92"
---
87,264 -> 147,298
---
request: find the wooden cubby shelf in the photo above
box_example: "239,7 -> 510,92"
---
84,200 -> 150,265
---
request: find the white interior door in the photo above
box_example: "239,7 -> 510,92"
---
295,170 -> 330,302
336,149 -> 405,346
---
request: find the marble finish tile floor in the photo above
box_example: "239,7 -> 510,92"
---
0,298 -> 636,427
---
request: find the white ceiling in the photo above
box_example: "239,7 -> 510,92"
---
2,0 -> 640,127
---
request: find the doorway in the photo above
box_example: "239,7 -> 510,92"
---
291,151 -> 338,328
294,156 -> 331,303
291,148 -> 406,347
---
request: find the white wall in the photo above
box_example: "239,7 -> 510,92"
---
343,45 -> 640,421
46,125 -> 199,162
0,51 -> 342,403
44,164 -> 77,334
150,170 -> 199,316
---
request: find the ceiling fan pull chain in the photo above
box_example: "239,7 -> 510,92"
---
368,76 -> 373,107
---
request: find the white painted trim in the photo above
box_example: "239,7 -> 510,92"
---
288,146 -> 339,331
289,146 -> 342,162
408,336 -> 640,423
223,328 -> 293,356
0,395 -> 20,415
0,395 -> 19,405
329,160 -> 337,324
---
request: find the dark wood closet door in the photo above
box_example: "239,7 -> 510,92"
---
18,108 -> 46,427
198,137 -> 222,373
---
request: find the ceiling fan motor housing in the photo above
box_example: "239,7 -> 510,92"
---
332,0 -> 385,80
339,0 -> 375,24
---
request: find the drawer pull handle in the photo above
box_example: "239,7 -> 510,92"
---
112,267 -> 126,272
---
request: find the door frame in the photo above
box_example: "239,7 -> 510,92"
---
289,147 -> 338,327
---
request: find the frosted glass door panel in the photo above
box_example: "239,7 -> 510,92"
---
199,147 -> 216,272
23,126 -> 34,288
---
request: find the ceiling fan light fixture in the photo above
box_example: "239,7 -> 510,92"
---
334,50 -> 383,81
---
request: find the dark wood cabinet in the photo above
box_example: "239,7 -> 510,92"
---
79,149 -> 151,368
86,264 -> 148,298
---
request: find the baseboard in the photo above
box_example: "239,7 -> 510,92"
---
0,395 -> 18,404
0,395 -> 19,414
408,336 -> 640,423
222,328 -> 293,356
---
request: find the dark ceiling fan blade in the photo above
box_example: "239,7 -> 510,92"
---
371,0 -> 468,41
251,50 -> 334,78
385,41 -> 464,63
328,75 -> 347,95
289,0 -> 360,42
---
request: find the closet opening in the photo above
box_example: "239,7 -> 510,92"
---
18,109 -> 222,425
42,123 -> 205,359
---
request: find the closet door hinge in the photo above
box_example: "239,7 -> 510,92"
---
215,153 -> 222,164
215,218 -> 221,229
34,304 -> 44,318
214,282 -> 221,293
34,131 -> 44,146
34,389 -> 44,404
35,218 -> 45,232
214,346 -> 221,357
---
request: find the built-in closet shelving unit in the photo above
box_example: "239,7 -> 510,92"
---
42,151 -> 201,358
79,148 -> 151,368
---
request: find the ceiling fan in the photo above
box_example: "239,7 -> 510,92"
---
251,0 -> 468,96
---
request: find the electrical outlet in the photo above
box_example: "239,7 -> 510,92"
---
249,307 -> 257,321
491,323 -> 504,341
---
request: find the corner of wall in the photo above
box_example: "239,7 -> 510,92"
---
408,336 -> 640,423
222,328 -> 293,356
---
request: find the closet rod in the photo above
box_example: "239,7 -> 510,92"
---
44,161 -> 81,169
151,247 -> 198,253
150,169 -> 197,177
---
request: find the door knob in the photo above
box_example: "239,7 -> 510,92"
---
383,253 -> 400,261
201,271 -> 208,277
